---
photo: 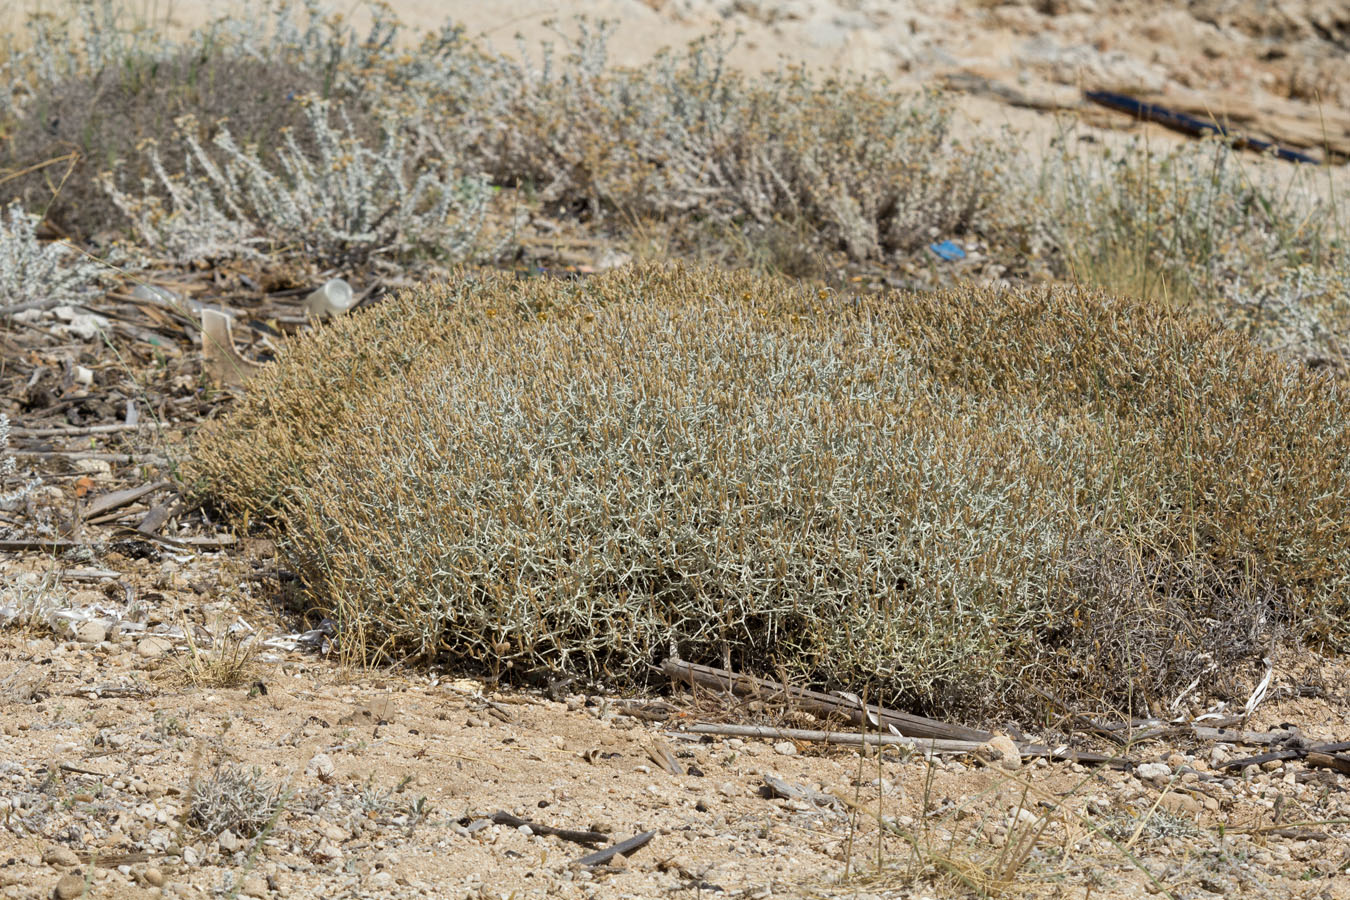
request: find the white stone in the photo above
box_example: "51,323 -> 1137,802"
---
305,753 -> 335,780
137,636 -> 174,658
977,734 -> 1021,770
73,620 -> 107,643
1135,762 -> 1171,781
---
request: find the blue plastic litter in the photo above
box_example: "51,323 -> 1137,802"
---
929,240 -> 966,261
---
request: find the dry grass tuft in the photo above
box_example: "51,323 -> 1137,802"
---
190,263 -> 1350,718
172,617 -> 261,689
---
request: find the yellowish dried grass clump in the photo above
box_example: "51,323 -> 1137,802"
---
190,265 -> 1350,717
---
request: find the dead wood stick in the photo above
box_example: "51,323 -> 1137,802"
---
488,811 -> 606,846
114,528 -> 235,549
679,723 -> 986,753
1264,828 -> 1331,841
1193,726 -> 1309,745
85,506 -> 151,527
9,423 -> 144,438
0,539 -> 84,553
137,500 -> 179,535
762,774 -> 843,809
661,657 -> 990,742
645,739 -> 685,775
674,723 -> 1128,766
11,450 -> 169,465
1305,753 -> 1350,776
82,480 -> 172,520
1128,720 -> 1252,743
0,297 -> 62,316
1223,741 -> 1350,770
75,851 -> 151,868
572,830 -> 657,867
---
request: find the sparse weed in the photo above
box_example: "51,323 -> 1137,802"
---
0,414 -> 40,510
151,711 -> 187,742
1029,133 -> 1349,368
1101,808 -> 1201,846
431,21 -> 1013,261
188,765 -> 284,839
4,0 -> 1343,354
825,761 -> 1187,900
0,570 -> 63,634
3,49 -> 354,237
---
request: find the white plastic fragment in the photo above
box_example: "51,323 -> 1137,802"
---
303,278 -> 355,319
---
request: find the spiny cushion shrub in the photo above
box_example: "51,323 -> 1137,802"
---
191,265 -> 1350,719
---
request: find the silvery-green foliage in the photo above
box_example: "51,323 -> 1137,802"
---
197,265 -> 1350,715
105,99 -> 495,266
419,20 -> 1009,260
1226,264 -> 1350,367
1,0 -> 413,120
0,203 -> 106,309
189,766 -> 284,838
0,0 -> 175,117
196,0 -> 479,99
0,414 -> 40,507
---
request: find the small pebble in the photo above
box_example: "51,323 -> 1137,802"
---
137,636 -> 174,659
73,621 -> 107,644
306,753 -> 335,780
53,874 -> 86,900
43,847 -> 79,869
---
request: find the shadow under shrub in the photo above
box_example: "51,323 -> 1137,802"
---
190,264 -> 1350,718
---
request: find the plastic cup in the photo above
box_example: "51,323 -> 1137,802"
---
304,278 -> 355,318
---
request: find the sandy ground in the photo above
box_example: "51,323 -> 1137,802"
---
2,502 -> 1350,900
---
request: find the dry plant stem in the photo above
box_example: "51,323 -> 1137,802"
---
8,424 -> 144,437
663,658 -> 990,741
676,723 -> 1128,766
680,724 -> 984,754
